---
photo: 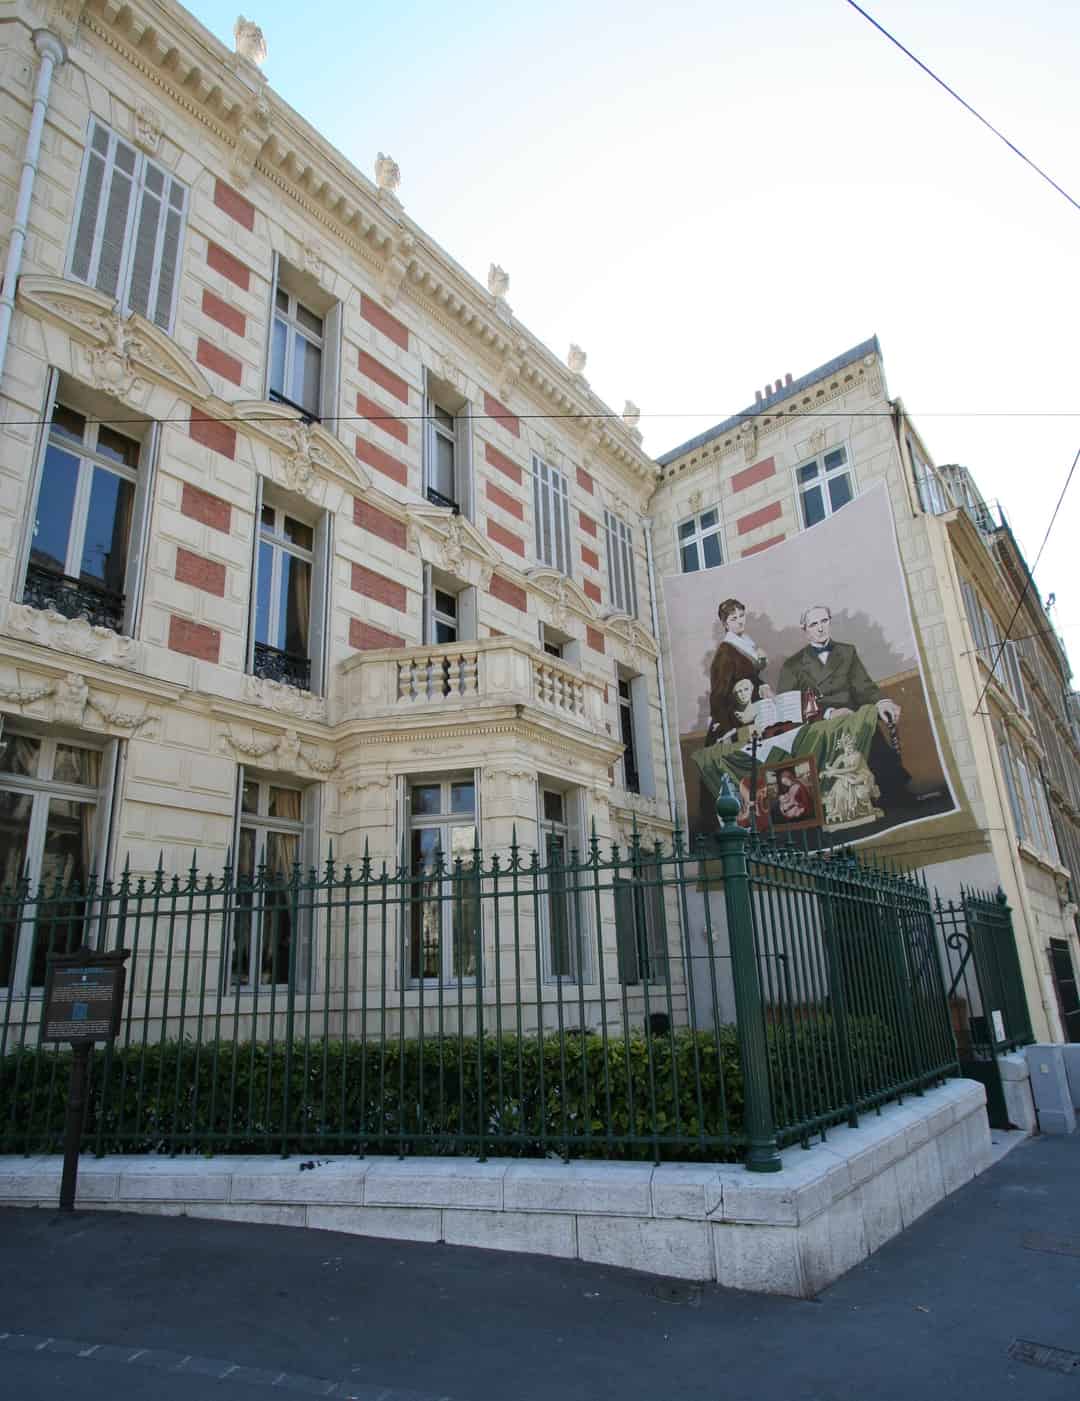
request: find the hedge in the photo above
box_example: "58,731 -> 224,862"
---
1,1017 -> 941,1162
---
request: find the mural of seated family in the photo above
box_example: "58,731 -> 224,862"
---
665,486 -> 956,844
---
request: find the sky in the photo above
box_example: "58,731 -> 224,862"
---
192,0 -> 1078,669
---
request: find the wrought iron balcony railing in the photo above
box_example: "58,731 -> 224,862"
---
22,562 -> 125,633
253,641 -> 312,691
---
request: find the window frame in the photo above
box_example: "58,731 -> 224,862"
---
676,506 -> 724,573
228,769 -> 320,991
604,509 -> 638,617
795,443 -> 855,530
66,117 -> 188,334
264,254 -> 342,430
422,371 -> 473,518
404,774 -> 481,987
537,783 -> 590,985
246,480 -> 331,696
532,456 -> 572,576
617,677 -> 641,795
0,726 -> 114,992
19,380 -> 158,638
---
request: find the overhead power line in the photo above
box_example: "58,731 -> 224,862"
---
972,444 -> 1080,716
845,0 -> 1080,214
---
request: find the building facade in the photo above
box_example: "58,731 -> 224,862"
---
0,0 -> 676,1029
652,342 -> 1080,1043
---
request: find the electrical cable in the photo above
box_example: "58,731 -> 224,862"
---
971,445 -> 1080,716
845,0 -> 1080,214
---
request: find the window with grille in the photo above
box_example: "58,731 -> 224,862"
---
266,256 -> 341,427
605,510 -> 637,616
23,395 -> 157,636
68,119 -> 187,332
677,507 -> 723,573
248,484 -> 331,695
532,457 -> 571,574
406,778 -> 480,984
797,446 -> 854,528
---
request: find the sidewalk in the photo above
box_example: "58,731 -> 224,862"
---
1,1129 -> 1078,1401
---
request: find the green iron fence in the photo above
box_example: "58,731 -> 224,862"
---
1,786 -> 970,1168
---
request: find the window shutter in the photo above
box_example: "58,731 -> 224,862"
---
457,586 -> 477,642
308,510 -> 333,696
456,401 -> 474,521
421,562 -> 433,645
319,301 -> 343,431
246,477 -> 265,673
264,251 -> 281,399
151,173 -> 186,330
122,420 -> 159,636
630,675 -> 654,797
93,134 -> 138,301
94,738 -> 123,895
126,162 -> 165,321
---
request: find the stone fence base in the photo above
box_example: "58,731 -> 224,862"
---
0,1079 -> 991,1298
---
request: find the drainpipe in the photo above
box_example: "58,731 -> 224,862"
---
0,30 -> 67,388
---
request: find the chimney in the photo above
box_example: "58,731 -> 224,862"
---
774,379 -> 782,394
754,390 -> 763,404
785,372 -> 792,386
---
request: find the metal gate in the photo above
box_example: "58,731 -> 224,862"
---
936,888 -> 1034,1128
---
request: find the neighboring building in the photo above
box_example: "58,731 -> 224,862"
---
652,340 -> 1080,1043
0,2 -> 675,1026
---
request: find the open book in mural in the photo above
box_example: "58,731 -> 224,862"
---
663,484 -> 957,844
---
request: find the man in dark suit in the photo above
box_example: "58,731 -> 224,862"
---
779,605 -> 908,803
778,605 -> 901,725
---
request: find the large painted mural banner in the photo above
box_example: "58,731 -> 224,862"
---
663,485 -> 957,845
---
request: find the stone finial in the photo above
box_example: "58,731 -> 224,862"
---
622,400 -> 641,429
233,16 -> 267,65
375,152 -> 401,194
487,264 -> 509,299
567,344 -> 587,376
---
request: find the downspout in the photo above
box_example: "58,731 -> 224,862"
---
0,30 -> 67,387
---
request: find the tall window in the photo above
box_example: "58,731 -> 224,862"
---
266,257 -> 341,427
539,787 -> 585,981
231,774 -> 316,987
677,507 -> 723,573
249,486 -> 330,694
69,119 -> 187,332
407,778 -> 479,983
614,861 -> 668,985
533,457 -> 572,575
797,445 -> 853,528
907,435 -> 949,516
605,510 -> 637,616
24,402 -> 143,634
0,729 -> 106,990
618,678 -> 641,794
270,287 -> 322,418
422,372 -> 472,517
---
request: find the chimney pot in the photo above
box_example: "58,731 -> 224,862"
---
774,379 -> 782,394
754,390 -> 763,404
785,372 -> 792,386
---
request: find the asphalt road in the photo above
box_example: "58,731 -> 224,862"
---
1,1130 -> 1078,1401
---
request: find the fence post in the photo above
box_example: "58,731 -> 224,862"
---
715,778 -> 782,1173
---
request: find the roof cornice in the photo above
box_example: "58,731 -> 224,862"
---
64,0 -> 654,484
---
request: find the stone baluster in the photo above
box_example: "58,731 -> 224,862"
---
462,648 -> 479,696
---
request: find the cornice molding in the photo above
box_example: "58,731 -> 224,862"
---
63,0 -> 654,488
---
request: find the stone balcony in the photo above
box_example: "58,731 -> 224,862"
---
339,637 -> 611,741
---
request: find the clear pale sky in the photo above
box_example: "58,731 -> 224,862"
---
193,0 -> 1078,669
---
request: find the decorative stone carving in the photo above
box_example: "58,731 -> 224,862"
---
483,767 -> 536,785
497,336 -> 527,401
567,344 -> 587,376
380,232 -> 414,304
344,776 -> 392,802
487,264 -> 509,299
606,614 -> 659,661
433,351 -> 467,397
233,16 -> 268,65
43,0 -> 83,43
221,725 -> 337,777
526,568 -> 599,622
302,240 -> 325,285
439,517 -> 467,577
374,152 -> 401,194
5,603 -> 139,669
133,104 -> 163,156
53,672 -> 88,725
86,690 -> 160,737
234,402 -> 366,498
231,91 -> 271,187
687,488 -> 703,513
86,314 -> 139,397
539,434 -> 563,469
622,401 -> 641,429
0,676 -> 55,707
242,674 -> 327,721
808,426 -> 827,457
739,418 -> 758,463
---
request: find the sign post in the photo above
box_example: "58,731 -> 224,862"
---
41,947 -> 129,1212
